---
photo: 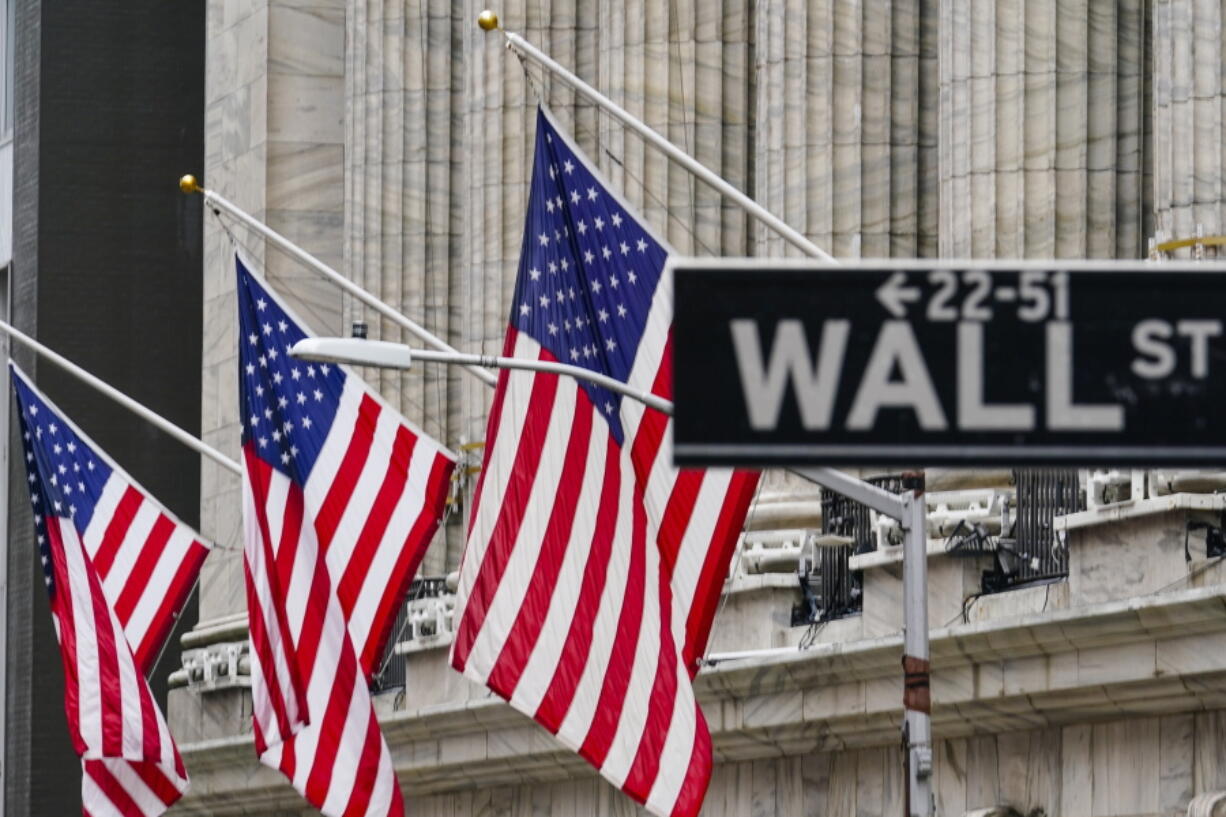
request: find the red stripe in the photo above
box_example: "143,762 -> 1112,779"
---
669,706 -> 713,817
304,639 -> 359,805
83,760 -> 145,817
655,471 -> 703,577
534,433 -> 621,732
85,540 -> 126,757
313,393 -> 380,551
452,358 -> 561,670
336,424 -> 418,622
464,329 -> 519,540
577,492 -> 648,766
682,471 -> 758,673
134,541 -> 208,675
242,559 -> 295,746
485,396 -> 594,698
622,548 -> 681,803
360,452 -> 455,676
135,657 -> 162,765
130,761 -> 186,805
47,520 -> 88,755
112,512 -> 176,626
91,487 -> 143,580
339,709 -> 384,817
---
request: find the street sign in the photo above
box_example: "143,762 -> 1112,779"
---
672,259 -> 1226,467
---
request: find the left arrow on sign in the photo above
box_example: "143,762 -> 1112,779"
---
875,271 -> 921,318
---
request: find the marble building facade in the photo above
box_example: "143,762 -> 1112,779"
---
177,0 -> 1226,814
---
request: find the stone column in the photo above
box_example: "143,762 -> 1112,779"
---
938,0 -> 1150,259
1152,0 -> 1223,250
199,0 -> 346,625
755,0 -> 940,258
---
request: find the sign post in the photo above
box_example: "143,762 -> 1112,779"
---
672,258 -> 1226,817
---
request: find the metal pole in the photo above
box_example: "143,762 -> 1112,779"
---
179,176 -> 498,388
900,471 -> 933,817
484,24 -> 837,264
0,319 -> 241,476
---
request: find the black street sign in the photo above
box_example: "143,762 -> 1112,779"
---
672,259 -> 1226,467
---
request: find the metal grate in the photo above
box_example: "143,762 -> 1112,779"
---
798,475 -> 905,624
1006,468 -> 1081,586
370,576 -> 450,692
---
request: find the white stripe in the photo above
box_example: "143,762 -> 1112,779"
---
302,377 -> 365,513
348,427 -> 435,658
98,759 -> 183,817
669,471 -> 732,634
454,333 -> 541,645
123,526 -> 196,658
599,515 -> 664,788
465,376 -> 580,679
318,671 -> 373,816
111,596 -> 144,758
60,519 -> 103,754
100,501 -> 160,608
644,669 -> 698,815
553,443 -> 638,750
510,410 -> 609,713
365,740 -> 397,817
290,573 -> 352,794
80,474 -> 126,558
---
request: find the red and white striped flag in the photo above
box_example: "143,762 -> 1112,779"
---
235,257 -> 456,817
451,108 -> 759,817
10,362 -> 209,816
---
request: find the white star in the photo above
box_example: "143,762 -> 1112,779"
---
52,443 -> 61,455
576,316 -> 586,329
278,320 -> 288,332
577,220 -> 588,235
594,216 -> 605,230
320,364 -> 331,375
548,164 -> 556,179
256,385 -> 265,397
612,212 -> 623,227
520,303 -> 531,316
570,348 -> 580,361
302,416 -> 312,429
257,297 -> 268,311
628,271 -> 638,284
290,445 -> 299,457
273,372 -> 283,385
272,430 -> 282,442
87,461 -> 95,471
569,286 -> 577,300
587,186 -> 598,201
583,345 -> 593,359
282,420 -> 294,433
545,198 -> 555,213
564,318 -> 573,332
591,280 -> 603,294
263,322 -> 273,336
560,258 -> 569,271
28,405 -> 37,416
53,500 -> 61,512
57,464 -> 66,475
264,408 -> 273,419
555,228 -> 562,241
72,463 -> 79,472
259,355 -> 268,368
570,190 -> 581,205
277,396 -> 288,409
555,195 -> 563,209
268,347 -> 279,360
602,246 -> 612,260
539,294 -> 551,307
291,368 -> 301,380
48,423 -> 57,435
246,363 -> 255,375
598,308 -> 609,323
258,436 -> 268,448
296,392 -> 306,405
584,250 -> 595,264
539,232 -> 550,246
606,338 -> 617,351
529,267 -> 541,281
620,241 -> 630,255
617,303 -> 628,317
67,442 -> 76,453
605,401 -> 614,413
637,238 -> 648,252
610,275 -> 620,289
250,414 -> 260,427
248,333 -> 258,345
564,159 -> 574,174
556,289 -> 565,302
547,322 -> 559,336
548,261 -> 558,274
307,365 -> 316,378
64,484 -> 72,496
77,482 -> 84,492
314,389 -> 324,401
281,452 -> 291,465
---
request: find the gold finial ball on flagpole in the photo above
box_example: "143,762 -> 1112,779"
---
179,174 -> 200,194
477,9 -> 499,31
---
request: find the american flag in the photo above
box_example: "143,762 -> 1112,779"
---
236,257 -> 456,817
450,107 -> 759,817
10,363 -> 207,817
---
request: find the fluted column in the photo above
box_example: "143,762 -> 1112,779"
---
1152,0 -> 1222,251
754,0 -> 940,258
939,0 -> 1149,259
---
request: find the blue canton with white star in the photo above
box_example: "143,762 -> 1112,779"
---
511,107 -> 668,444
11,366 -> 115,593
237,257 -> 347,482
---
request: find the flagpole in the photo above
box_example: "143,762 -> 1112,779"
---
477,13 -> 837,265
0,319 -> 241,476
179,176 -> 499,388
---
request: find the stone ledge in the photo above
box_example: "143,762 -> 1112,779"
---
1056,492 -> 1226,531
